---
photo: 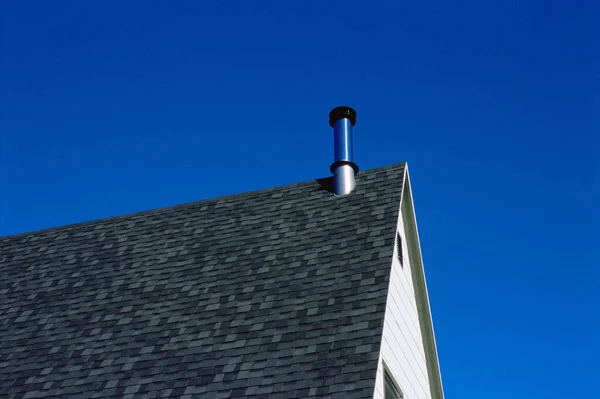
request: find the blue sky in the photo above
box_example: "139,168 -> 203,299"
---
1,1 -> 597,397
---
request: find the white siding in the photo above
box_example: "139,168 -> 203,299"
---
373,212 -> 431,399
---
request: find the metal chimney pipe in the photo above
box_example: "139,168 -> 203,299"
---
329,106 -> 358,196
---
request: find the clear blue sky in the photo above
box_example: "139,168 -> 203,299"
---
1,1 -> 597,397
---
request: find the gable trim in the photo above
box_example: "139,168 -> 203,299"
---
399,165 -> 444,399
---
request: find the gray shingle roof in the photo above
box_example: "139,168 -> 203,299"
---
0,163 -> 406,399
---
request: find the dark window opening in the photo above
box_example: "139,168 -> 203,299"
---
384,370 -> 403,399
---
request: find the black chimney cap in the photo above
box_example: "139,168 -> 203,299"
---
329,106 -> 357,127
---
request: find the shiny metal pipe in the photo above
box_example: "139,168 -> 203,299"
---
333,118 -> 354,163
329,106 -> 358,196
333,163 -> 356,196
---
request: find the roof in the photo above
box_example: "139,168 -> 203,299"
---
0,163 -> 406,399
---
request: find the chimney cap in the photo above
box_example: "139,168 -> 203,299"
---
329,106 -> 357,127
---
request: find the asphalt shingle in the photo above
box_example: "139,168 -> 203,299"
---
0,163 -> 406,399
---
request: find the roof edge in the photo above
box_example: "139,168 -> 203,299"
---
400,165 -> 445,399
1,163 -> 407,240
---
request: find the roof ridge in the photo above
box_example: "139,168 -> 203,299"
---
1,162 -> 406,240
